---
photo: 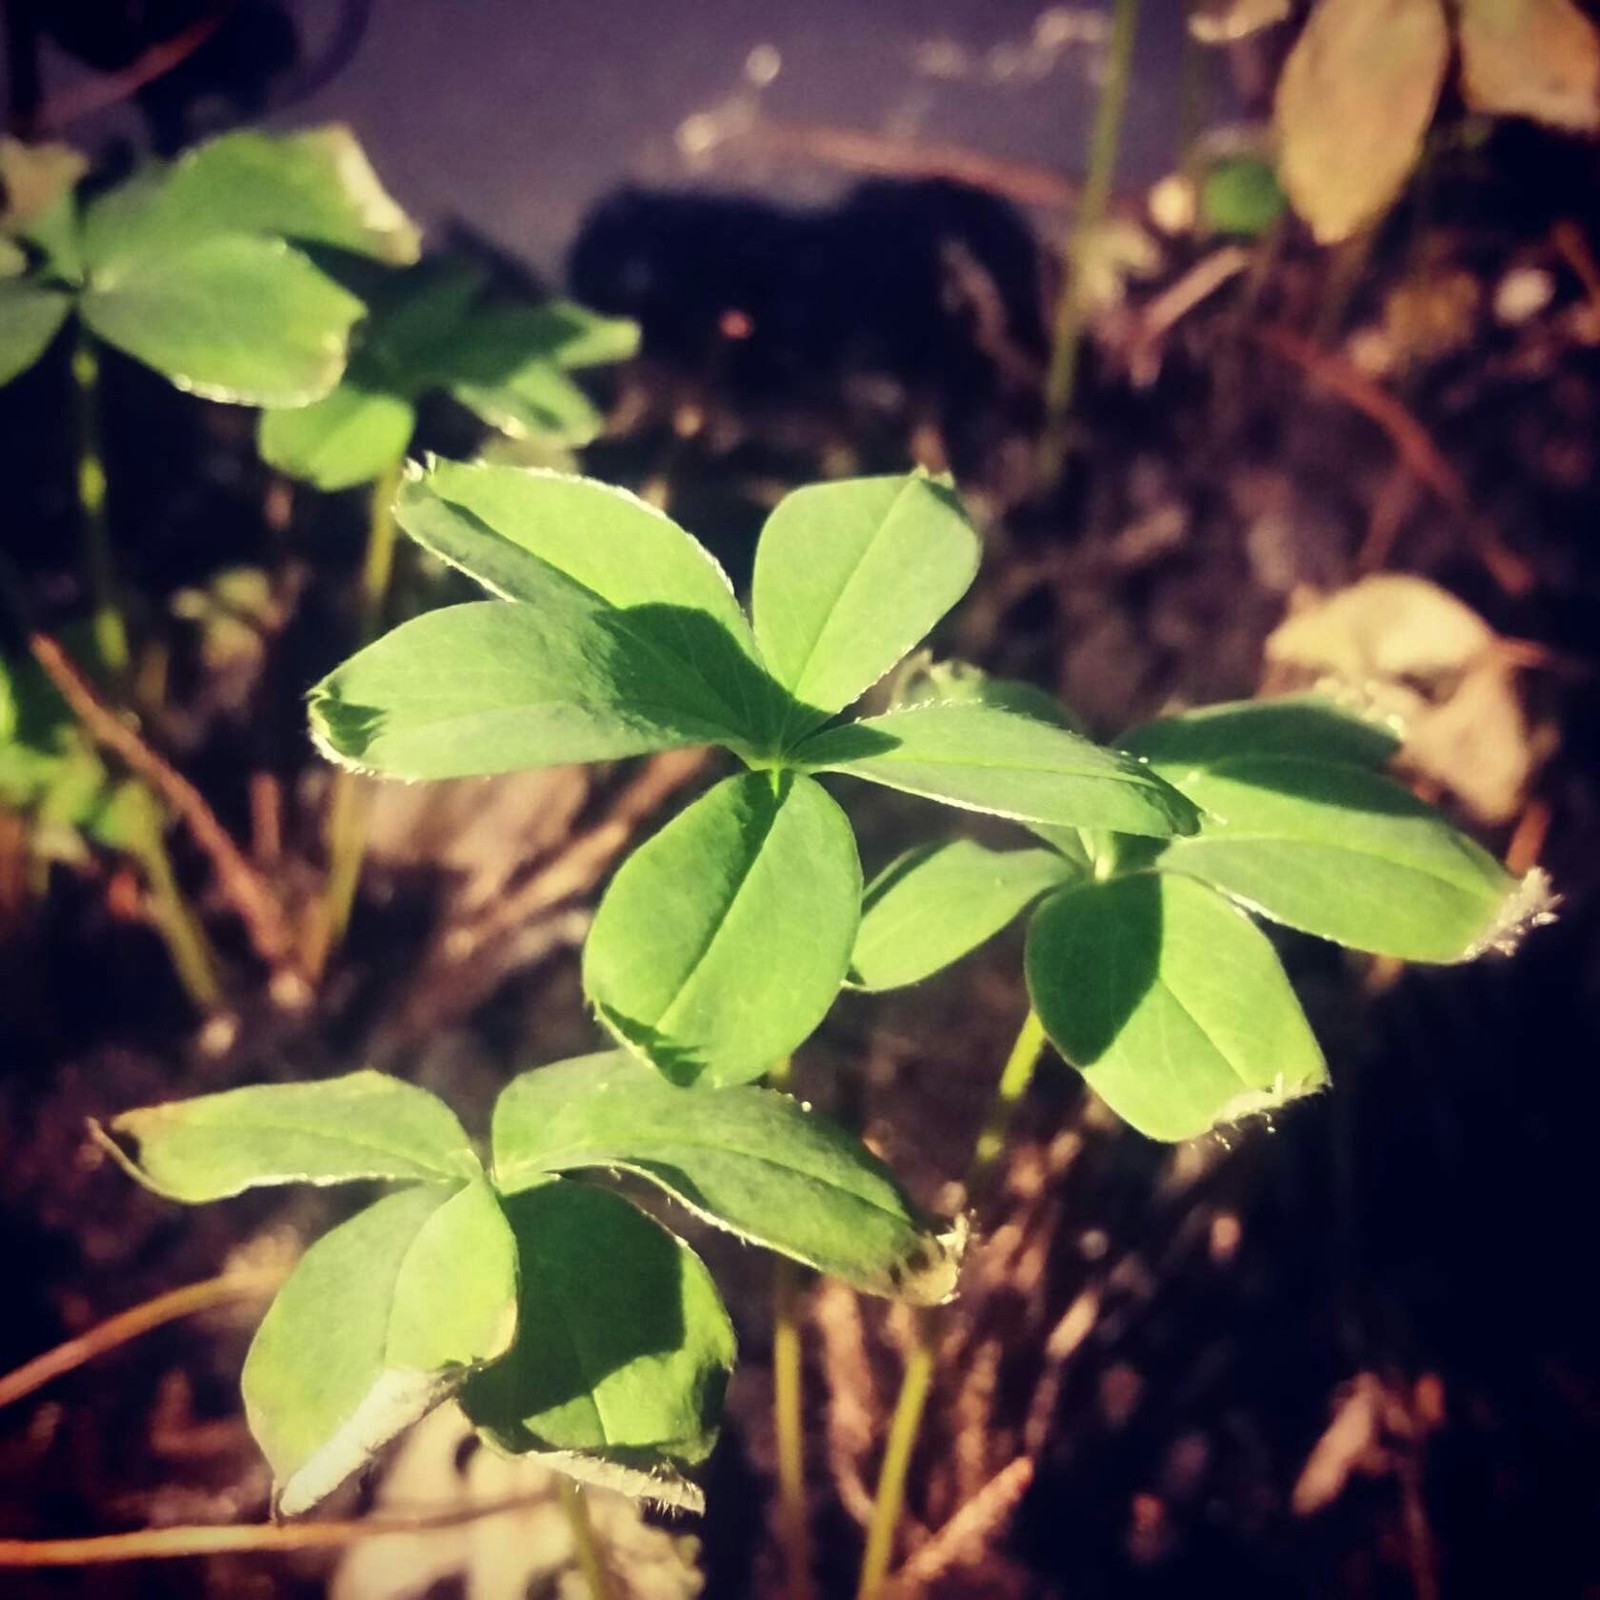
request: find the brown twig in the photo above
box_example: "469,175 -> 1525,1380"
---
36,4 -> 235,132
730,118 -> 1081,214
890,1457 -> 1035,1592
0,1491 -> 568,1567
1252,326 -> 1536,596
0,1267 -> 285,1414
395,748 -> 709,1035
28,633 -> 301,976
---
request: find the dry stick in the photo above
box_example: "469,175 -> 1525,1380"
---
309,458 -> 405,977
28,632 -> 300,976
0,1267 -> 284,1414
1252,324 -> 1536,597
855,1011 -> 1050,1600
0,1490 -> 569,1568
1036,0 -> 1141,485
768,1052 -> 816,1600
892,1456 -> 1035,1592
734,118 -> 1079,214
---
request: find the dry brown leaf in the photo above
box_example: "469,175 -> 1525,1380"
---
1457,0 -> 1600,133
1273,0 -> 1450,243
1188,0 -> 1291,44
1265,575 -> 1540,823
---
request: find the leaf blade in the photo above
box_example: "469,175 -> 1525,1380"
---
1151,755 -> 1521,960
795,702 -> 1201,837
308,598 -> 739,780
1026,873 -> 1328,1141
491,1053 -> 961,1302
81,234 -> 363,407
257,377 -> 415,490
0,279 -> 71,386
583,772 -> 862,1085
751,473 -> 981,729
94,1071 -> 480,1201
851,839 -> 1074,990
243,1180 -> 517,1515
461,1180 -> 734,1492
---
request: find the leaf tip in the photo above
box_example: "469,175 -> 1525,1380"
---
1465,866 -> 1560,960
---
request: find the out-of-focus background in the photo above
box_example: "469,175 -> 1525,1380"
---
2,2 -> 1598,1596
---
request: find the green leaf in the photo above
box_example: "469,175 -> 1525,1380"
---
1120,696 -> 1402,776
850,839 -> 1075,990
398,462 -> 751,638
1273,0 -> 1450,243
393,463 -> 780,748
1026,873 -> 1328,1141
751,473 -> 981,733
461,1180 -> 734,1499
93,1071 -> 479,1201
451,301 -> 640,371
81,234 -> 363,407
794,703 -> 1201,837
491,1052 -> 961,1302
892,658 -> 1082,731
450,361 -> 605,445
583,772 -> 861,1086
138,126 -> 420,264
243,1180 -> 517,1515
309,592 -> 746,780
258,376 -> 415,489
1199,154 -> 1289,238
1151,756 -> 1519,960
0,278 -> 71,385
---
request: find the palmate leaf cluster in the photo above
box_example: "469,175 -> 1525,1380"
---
0,127 -> 412,403
96,1056 -> 959,1515
311,464 -> 1546,1135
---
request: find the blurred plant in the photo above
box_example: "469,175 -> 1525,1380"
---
94,1057 -> 959,1520
255,258 -> 637,970
0,643 -> 219,1006
1213,0 -> 1600,244
0,124 -> 415,678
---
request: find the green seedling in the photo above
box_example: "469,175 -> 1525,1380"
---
1,125 -> 416,677
257,256 -> 639,493
0,645 -> 219,1006
309,462 -> 1201,1086
93,1054 -> 960,1514
851,691 -> 1554,1139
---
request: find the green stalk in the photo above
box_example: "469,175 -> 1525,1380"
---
557,1477 -> 615,1600
73,334 -> 131,682
312,459 -> 403,974
855,1009 -> 1051,1600
1036,0 -> 1142,486
136,829 -> 224,1013
769,1055 -> 816,1600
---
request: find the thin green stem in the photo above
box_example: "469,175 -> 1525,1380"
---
137,831 -> 224,1013
558,1477 -> 615,1600
312,460 -> 404,974
72,334 -> 130,683
1037,0 -> 1142,486
855,1009 -> 1051,1600
768,1055 -> 815,1600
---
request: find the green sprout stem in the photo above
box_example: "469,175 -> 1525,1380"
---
1037,0 -> 1141,486
768,1054 -> 816,1600
136,829 -> 224,1013
313,459 -> 404,974
557,1477 -> 616,1600
855,1008 -> 1050,1600
73,335 -> 131,684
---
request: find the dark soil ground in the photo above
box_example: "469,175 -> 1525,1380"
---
2,122 -> 1599,1598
